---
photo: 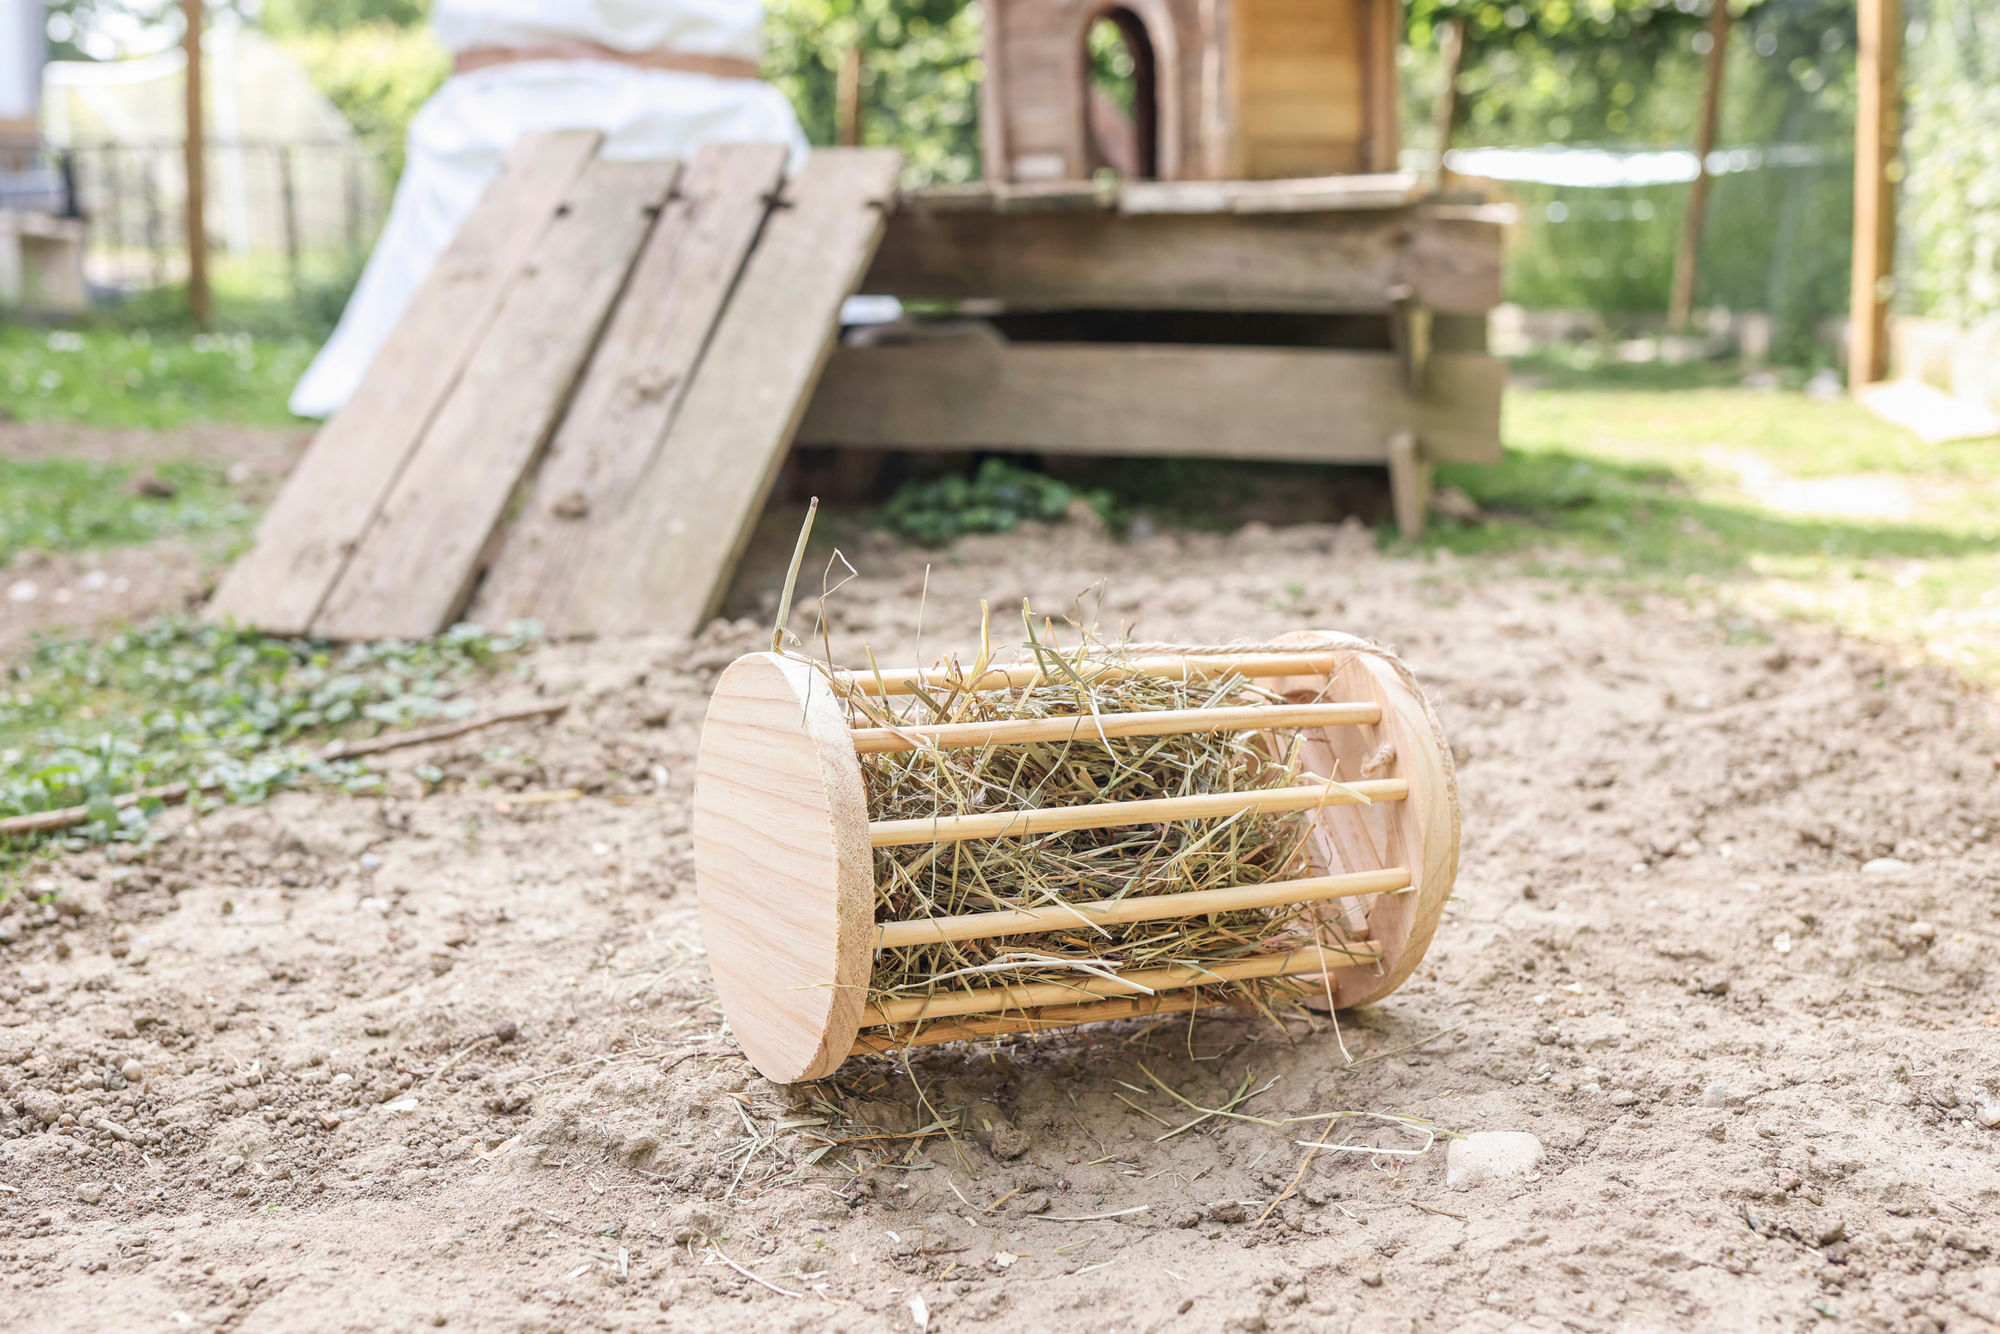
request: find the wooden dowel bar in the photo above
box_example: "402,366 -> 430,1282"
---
861,941 -> 1383,1027
849,700 -> 1380,754
838,651 -> 1344,697
867,778 -> 1407,848
875,867 -> 1412,950
850,991 -> 1216,1055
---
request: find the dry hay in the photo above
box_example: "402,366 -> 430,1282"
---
824,632 -> 1366,1039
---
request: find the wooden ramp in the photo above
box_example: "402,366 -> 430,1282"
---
210,136 -> 902,642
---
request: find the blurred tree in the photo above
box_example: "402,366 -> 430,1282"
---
764,0 -> 983,183
260,0 -> 429,31
1905,0 -> 2000,323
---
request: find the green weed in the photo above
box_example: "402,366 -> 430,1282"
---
0,619 -> 536,870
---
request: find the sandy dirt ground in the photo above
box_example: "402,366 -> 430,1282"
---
0,425 -> 304,660
3,513 -> 1998,1333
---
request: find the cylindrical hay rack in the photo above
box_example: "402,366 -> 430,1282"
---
693,632 -> 1460,1083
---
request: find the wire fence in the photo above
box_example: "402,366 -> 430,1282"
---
44,138 -> 390,308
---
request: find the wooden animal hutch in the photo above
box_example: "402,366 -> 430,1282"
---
796,0 -> 1506,536
982,0 -> 1401,183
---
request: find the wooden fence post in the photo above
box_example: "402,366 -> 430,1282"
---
1849,0 -> 1900,388
1668,0 -> 1731,332
182,0 -> 210,325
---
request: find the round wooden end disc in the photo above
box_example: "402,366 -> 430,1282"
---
1266,631 -> 1461,1010
693,653 -> 874,1082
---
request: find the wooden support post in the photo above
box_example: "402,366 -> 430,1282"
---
181,0 -> 209,325
1669,0 -> 1732,332
836,44 -> 863,147
1430,17 -> 1465,191
1387,431 -> 1431,538
1850,0 -> 1900,389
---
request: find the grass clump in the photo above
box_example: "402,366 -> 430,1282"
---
1,618 -> 535,869
842,636 -> 1363,1038
882,458 -> 1114,544
0,458 -> 252,563
0,325 -> 316,430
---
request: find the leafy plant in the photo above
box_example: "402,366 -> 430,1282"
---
882,459 -> 1112,544
0,619 -> 535,866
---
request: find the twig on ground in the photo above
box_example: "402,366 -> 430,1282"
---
708,1244 -> 804,1298
1025,1205 -> 1149,1223
1411,1201 -> 1467,1220
0,701 -> 570,839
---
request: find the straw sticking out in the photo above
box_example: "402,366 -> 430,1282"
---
874,867 -> 1412,949
862,942 -> 1385,1027
867,778 -> 1407,847
850,700 -> 1380,753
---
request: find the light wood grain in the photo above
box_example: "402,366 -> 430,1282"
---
874,867 -> 1410,949
837,651 -> 1349,696
1255,632 -> 1461,1009
582,148 -> 904,639
849,700 -> 1380,753
862,942 -> 1384,1027
313,157 -> 678,640
851,991 -> 1216,1054
799,338 -> 1505,465
864,204 -> 1504,313
867,778 -> 1407,848
468,144 -> 788,635
206,130 -> 599,634
694,652 -> 874,1083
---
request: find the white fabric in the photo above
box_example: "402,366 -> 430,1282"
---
431,0 -> 764,59
289,1 -> 801,419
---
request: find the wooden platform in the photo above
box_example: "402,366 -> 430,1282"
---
212,143 -> 1503,644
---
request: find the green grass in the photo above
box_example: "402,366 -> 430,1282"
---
0,457 -> 254,564
0,620 -> 535,873
1427,360 -> 2000,679
0,249 -> 358,430
0,325 -> 316,430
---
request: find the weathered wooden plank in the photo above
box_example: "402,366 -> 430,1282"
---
796,336 -> 1505,464
581,148 -> 904,639
313,157 -> 680,641
205,130 -> 601,635
862,205 -> 1504,313
1117,172 -> 1417,215
468,144 -> 788,636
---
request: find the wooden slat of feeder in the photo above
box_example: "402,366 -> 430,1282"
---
850,991 -> 1216,1056
861,941 -> 1384,1027
849,700 -> 1380,754
838,650 -> 1347,697
867,778 -> 1408,848
875,867 -> 1411,949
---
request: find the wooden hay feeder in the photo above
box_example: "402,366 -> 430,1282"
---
694,633 -> 1459,1083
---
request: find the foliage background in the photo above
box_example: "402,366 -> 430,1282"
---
34,0 -> 2000,342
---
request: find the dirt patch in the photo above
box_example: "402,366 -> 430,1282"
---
0,422 -> 309,482
2,519 -> 1997,1332
1,541 -> 217,662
